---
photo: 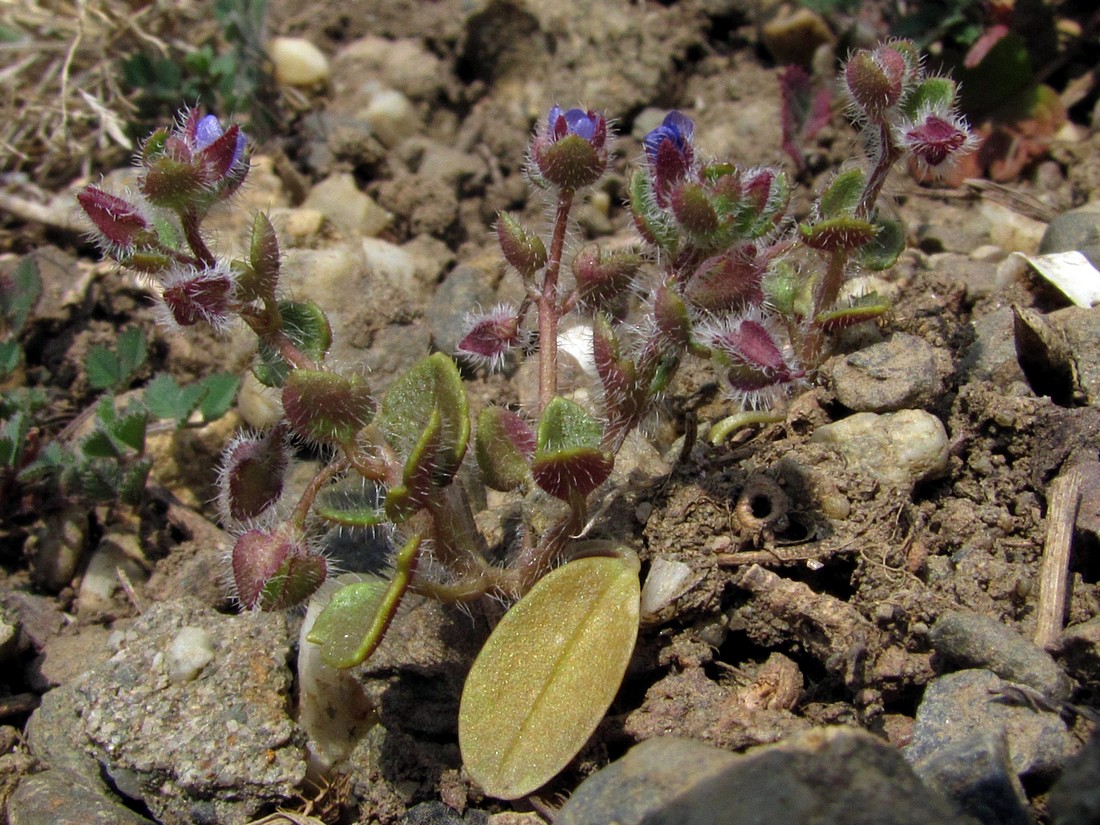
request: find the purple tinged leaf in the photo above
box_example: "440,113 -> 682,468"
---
652,284 -> 692,348
670,182 -> 719,237
231,528 -> 326,611
457,305 -> 521,371
685,246 -> 766,313
218,427 -> 289,523
476,406 -> 535,492
281,369 -> 375,444
161,262 -> 236,328
844,48 -> 907,117
244,212 -> 281,302
572,245 -> 641,311
76,187 -> 150,250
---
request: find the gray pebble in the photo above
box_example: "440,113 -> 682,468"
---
1048,730 -> 1100,825
7,768 -> 157,825
822,333 -> 945,412
906,669 -> 1071,780
1039,202 -> 1100,269
912,731 -> 1031,825
930,610 -> 1072,700
557,728 -> 972,825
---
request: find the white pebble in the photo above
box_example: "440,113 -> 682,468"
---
364,87 -> 420,147
269,36 -> 330,87
166,626 -> 216,684
640,556 -> 694,618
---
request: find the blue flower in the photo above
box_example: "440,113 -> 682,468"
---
191,114 -> 247,170
643,111 -> 694,165
547,106 -> 605,145
534,105 -> 609,190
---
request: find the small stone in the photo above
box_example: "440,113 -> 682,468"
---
1048,730 -> 1100,825
236,371 -> 284,430
1050,306 -> 1100,405
960,307 -> 1028,387
810,409 -> 950,489
557,728 -> 968,825
7,768 -> 157,825
166,626 -> 215,684
912,731 -> 1031,825
982,200 -> 1047,253
362,237 -> 419,297
640,556 -> 694,619
1040,201 -> 1100,269
930,610 -> 1072,700
278,207 -> 326,244
821,333 -> 945,413
365,87 -> 421,148
76,534 -> 147,616
27,508 -> 87,592
425,264 -> 497,357
906,669 -> 1071,780
269,36 -> 330,87
303,173 -> 392,238
1059,616 -> 1100,684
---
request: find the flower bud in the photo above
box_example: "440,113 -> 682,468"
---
76,186 -> 152,252
643,111 -> 694,207
217,427 -> 289,524
160,261 -> 237,330
281,370 -> 375,445
497,212 -> 547,278
231,528 -> 327,611
573,245 -> 641,311
457,304 -> 523,371
532,107 -> 609,191
845,47 -> 907,117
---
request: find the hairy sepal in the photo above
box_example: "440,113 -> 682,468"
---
531,397 -> 612,501
476,407 -> 535,493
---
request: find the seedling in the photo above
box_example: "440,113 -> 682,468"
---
76,41 -> 974,800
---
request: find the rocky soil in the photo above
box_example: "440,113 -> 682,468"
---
3,1 -> 1100,824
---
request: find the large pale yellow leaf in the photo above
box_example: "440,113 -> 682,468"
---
459,552 -> 640,799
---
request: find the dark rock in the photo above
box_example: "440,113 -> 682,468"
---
821,333 -> 946,413
401,801 -> 465,825
425,264 -> 497,357
1058,616 -> 1100,685
906,669 -> 1070,780
1048,730 -> 1100,825
930,610 -> 1072,700
912,731 -> 1032,825
1039,202 -> 1100,269
7,768 -> 157,825
960,307 -> 1028,387
556,729 -> 975,825
1051,306 -> 1100,406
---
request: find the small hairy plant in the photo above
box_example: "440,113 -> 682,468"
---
0,255 -> 238,525
76,40 -> 974,800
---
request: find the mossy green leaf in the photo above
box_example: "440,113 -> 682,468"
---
856,216 -> 905,271
459,552 -> 640,800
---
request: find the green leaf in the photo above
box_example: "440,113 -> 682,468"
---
116,327 -> 148,381
856,216 -> 905,271
459,551 -> 641,800
85,345 -> 122,391
799,216 -> 878,253
109,406 -> 149,452
0,256 -> 41,333
119,457 -> 153,506
81,429 -> 121,459
385,407 -> 443,522
143,373 -> 205,425
0,340 -> 21,379
307,532 -> 422,668
196,372 -> 240,421
374,353 -> 469,487
531,397 -> 612,501
282,369 -> 374,444
819,169 -> 866,218
253,300 -> 332,388
0,409 -> 30,468
476,407 -> 534,492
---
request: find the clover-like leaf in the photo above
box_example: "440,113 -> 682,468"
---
476,406 -> 535,493
307,532 -> 422,668
531,397 -> 612,501
459,551 -> 641,800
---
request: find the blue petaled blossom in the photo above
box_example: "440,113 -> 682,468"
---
643,111 -> 694,165
190,113 -> 248,170
548,106 -> 603,143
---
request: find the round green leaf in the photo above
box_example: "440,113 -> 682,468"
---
459,552 -> 640,800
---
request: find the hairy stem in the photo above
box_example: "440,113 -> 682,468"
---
538,189 -> 575,413
179,209 -> 216,268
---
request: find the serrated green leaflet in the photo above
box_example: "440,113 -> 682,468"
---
459,552 -> 640,800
